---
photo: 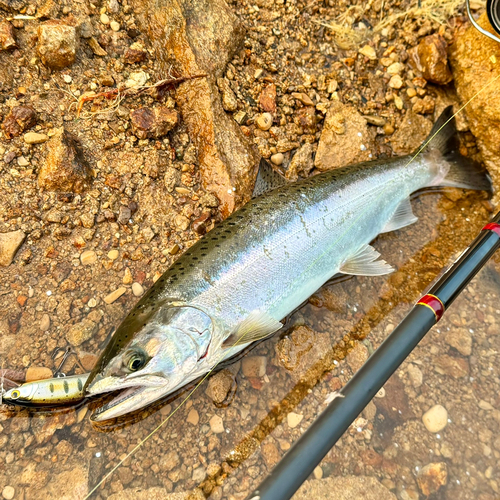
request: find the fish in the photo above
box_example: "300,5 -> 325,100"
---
3,373 -> 89,407
85,106 -> 491,421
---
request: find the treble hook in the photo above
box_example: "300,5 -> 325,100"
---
52,347 -> 86,377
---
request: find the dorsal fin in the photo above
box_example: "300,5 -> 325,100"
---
252,158 -> 288,198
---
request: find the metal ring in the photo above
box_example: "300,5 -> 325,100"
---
467,0 -> 500,43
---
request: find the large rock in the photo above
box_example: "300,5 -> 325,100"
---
37,20 -> 77,70
38,128 -> 92,193
449,14 -> 500,204
294,476 -> 397,500
131,0 -> 259,217
315,101 -> 375,171
409,34 -> 452,85
0,230 -> 25,266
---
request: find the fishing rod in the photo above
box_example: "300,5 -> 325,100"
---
246,212 -> 500,500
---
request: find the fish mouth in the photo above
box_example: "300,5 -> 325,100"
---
90,386 -> 145,422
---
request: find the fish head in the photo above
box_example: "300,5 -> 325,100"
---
86,300 -> 214,420
3,382 -> 38,405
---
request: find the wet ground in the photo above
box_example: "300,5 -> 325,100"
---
1,0 -> 500,499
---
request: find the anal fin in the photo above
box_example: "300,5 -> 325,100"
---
339,244 -> 394,276
222,310 -> 283,349
381,197 -> 418,233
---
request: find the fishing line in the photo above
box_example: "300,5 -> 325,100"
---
84,57 -> 500,500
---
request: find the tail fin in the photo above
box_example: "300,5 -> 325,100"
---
421,106 -> 492,192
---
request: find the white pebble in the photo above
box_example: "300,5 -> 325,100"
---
422,404 -> 448,433
209,415 -> 224,434
287,412 -> 303,429
256,112 -> 273,131
270,153 -> 284,165
131,282 -> 144,297
110,21 -> 120,32
63,74 -> 72,83
100,13 -> 110,24
2,486 -> 15,500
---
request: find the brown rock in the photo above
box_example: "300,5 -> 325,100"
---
0,230 -> 25,266
0,20 -> 16,50
2,106 -> 37,139
417,462 -> 448,496
218,78 -> 238,112
130,107 -> 179,139
124,41 -> 148,64
412,95 -> 435,115
373,374 -> 413,426
294,106 -> 317,134
259,83 -> 277,113
66,319 -> 98,346
241,356 -> 267,378
37,20 -> 77,70
205,369 -> 235,404
434,354 -> 469,378
261,441 -> 280,468
286,143 -> 315,181
390,110 -> 432,155
409,34 -> 452,85
449,14 -> 500,203
25,366 -> 53,382
444,328 -> 472,356
131,0 -> 259,217
38,128 -> 92,193
315,101 -> 375,171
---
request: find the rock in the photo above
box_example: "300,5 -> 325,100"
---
37,20 -> 77,70
387,62 -> 404,75
218,78 -> 238,112
373,374 -> 413,427
294,475 -> 397,500
2,486 -> 14,500
359,45 -> 377,60
407,363 -> 423,388
108,488 -> 188,500
125,70 -> 149,88
444,328 -> 472,356
117,205 -> 132,225
313,466 -> 323,479
130,107 -> 179,139
410,34 -> 452,85
434,354 -> 469,378
38,128 -> 92,193
315,101 -> 375,171
31,409 -> 76,445
259,83 -> 277,113
345,343 -> 368,373
449,14 -> 500,202
388,74 -> 403,89
256,112 -> 273,131
24,132 -> 49,144
261,441 -> 280,468
25,366 -> 53,382
390,110 -> 432,155
131,0 -> 259,217
80,250 -> 97,265
108,249 -> 119,260
110,21 -> 120,32
417,462 -> 448,496
67,319 -> 98,346
241,356 -> 267,378
292,92 -> 314,106
131,282 -> 144,296
104,287 -> 127,304
412,95 -> 435,115
0,230 -> 25,266
270,152 -> 284,165
286,143 -> 315,181
174,214 -> 190,231
287,412 -> 303,428
40,313 -> 51,331
422,404 -> 448,433
209,414 -> 224,433
0,20 -> 16,50
124,41 -> 148,64
123,267 -> 133,284
205,369 -> 234,404
2,106 -> 37,139
38,465 -> 88,500
187,408 -> 199,425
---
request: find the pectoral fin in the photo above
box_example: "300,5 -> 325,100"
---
339,244 -> 394,276
222,310 -> 283,348
252,158 -> 288,198
381,197 -> 418,233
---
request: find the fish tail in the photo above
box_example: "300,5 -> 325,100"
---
421,105 -> 492,192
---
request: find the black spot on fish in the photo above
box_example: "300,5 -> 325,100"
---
50,383 -> 54,393
78,378 -> 83,391
63,380 -> 69,394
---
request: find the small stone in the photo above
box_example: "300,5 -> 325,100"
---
444,328 -> 472,356
410,34 -> 452,85
359,45 -> 377,60
422,404 -> 448,433
205,369 -> 234,404
40,314 -> 50,331
286,143 -> 315,181
287,412 -> 303,428
108,249 -> 119,260
209,415 -> 224,434
327,80 -> 338,93
37,21 -> 77,70
388,74 -> 403,89
174,214 -> 190,231
187,408 -> 199,425
387,62 -> 404,75
313,466 -> 323,479
0,21 -> 17,51
0,230 -> 26,267
407,363 -> 423,388
256,112 -> 273,131
270,153 -> 284,165
123,267 -> 133,285
110,21 -> 120,32
417,462 -> 448,496
130,107 -> 179,139
124,42 -> 148,64
88,37 -> 107,57
125,70 -> 149,89
132,282 -> 144,297
104,287 -> 127,304
292,92 -> 314,106
100,13 -> 110,25
364,115 -> 385,127
2,486 -> 15,500
384,123 -> 395,135
67,319 -> 98,346
117,205 -> 132,225
17,156 -> 29,167
218,78 -> 238,112
434,354 -> 469,378
80,250 -> 97,265
241,356 -> 267,378
2,106 -> 37,139
259,83 -> 277,113
24,132 -> 49,145
394,95 -> 404,110
261,442 -> 280,468
25,367 -> 53,382
234,110 -> 247,125
80,353 -> 98,371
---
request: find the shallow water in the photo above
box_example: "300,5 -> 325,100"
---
1,187 -> 499,500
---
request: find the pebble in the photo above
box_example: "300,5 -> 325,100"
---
17,156 -> 29,167
291,92 -> 314,106
209,415 -> 224,434
270,153 -> 284,165
123,267 -> 133,285
40,313 -> 50,331
387,62 -> 404,75
417,462 -> 448,495
256,112 -> 273,131
132,282 -> 144,297
110,21 -> 120,32
0,20 -> 16,51
394,95 -> 404,110
67,318 -> 98,346
2,486 -> 14,500
241,356 -> 267,378
24,132 -> 49,144
125,70 -> 149,89
37,21 -> 77,70
175,214 -> 190,231
388,75 -> 403,89
100,13 -> 110,25
444,328 -> 472,356
104,287 -> 127,304
422,404 -> 448,433
205,369 -> 234,404
80,250 -> 97,265
287,412 -> 303,428
313,466 -> 323,479
26,366 -> 53,382
383,123 -> 395,135
2,106 -> 37,139
107,249 -> 119,260
63,74 -> 72,83
187,408 -> 199,425
407,363 -> 423,388
0,230 -> 26,267
359,45 -> 377,60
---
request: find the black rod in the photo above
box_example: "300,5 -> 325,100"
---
246,212 -> 500,500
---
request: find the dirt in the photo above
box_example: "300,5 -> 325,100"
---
0,0 -> 499,499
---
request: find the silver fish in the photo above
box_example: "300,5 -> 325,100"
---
86,107 -> 490,421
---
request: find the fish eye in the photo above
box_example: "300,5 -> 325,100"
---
9,390 -> 20,399
125,349 -> 148,372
